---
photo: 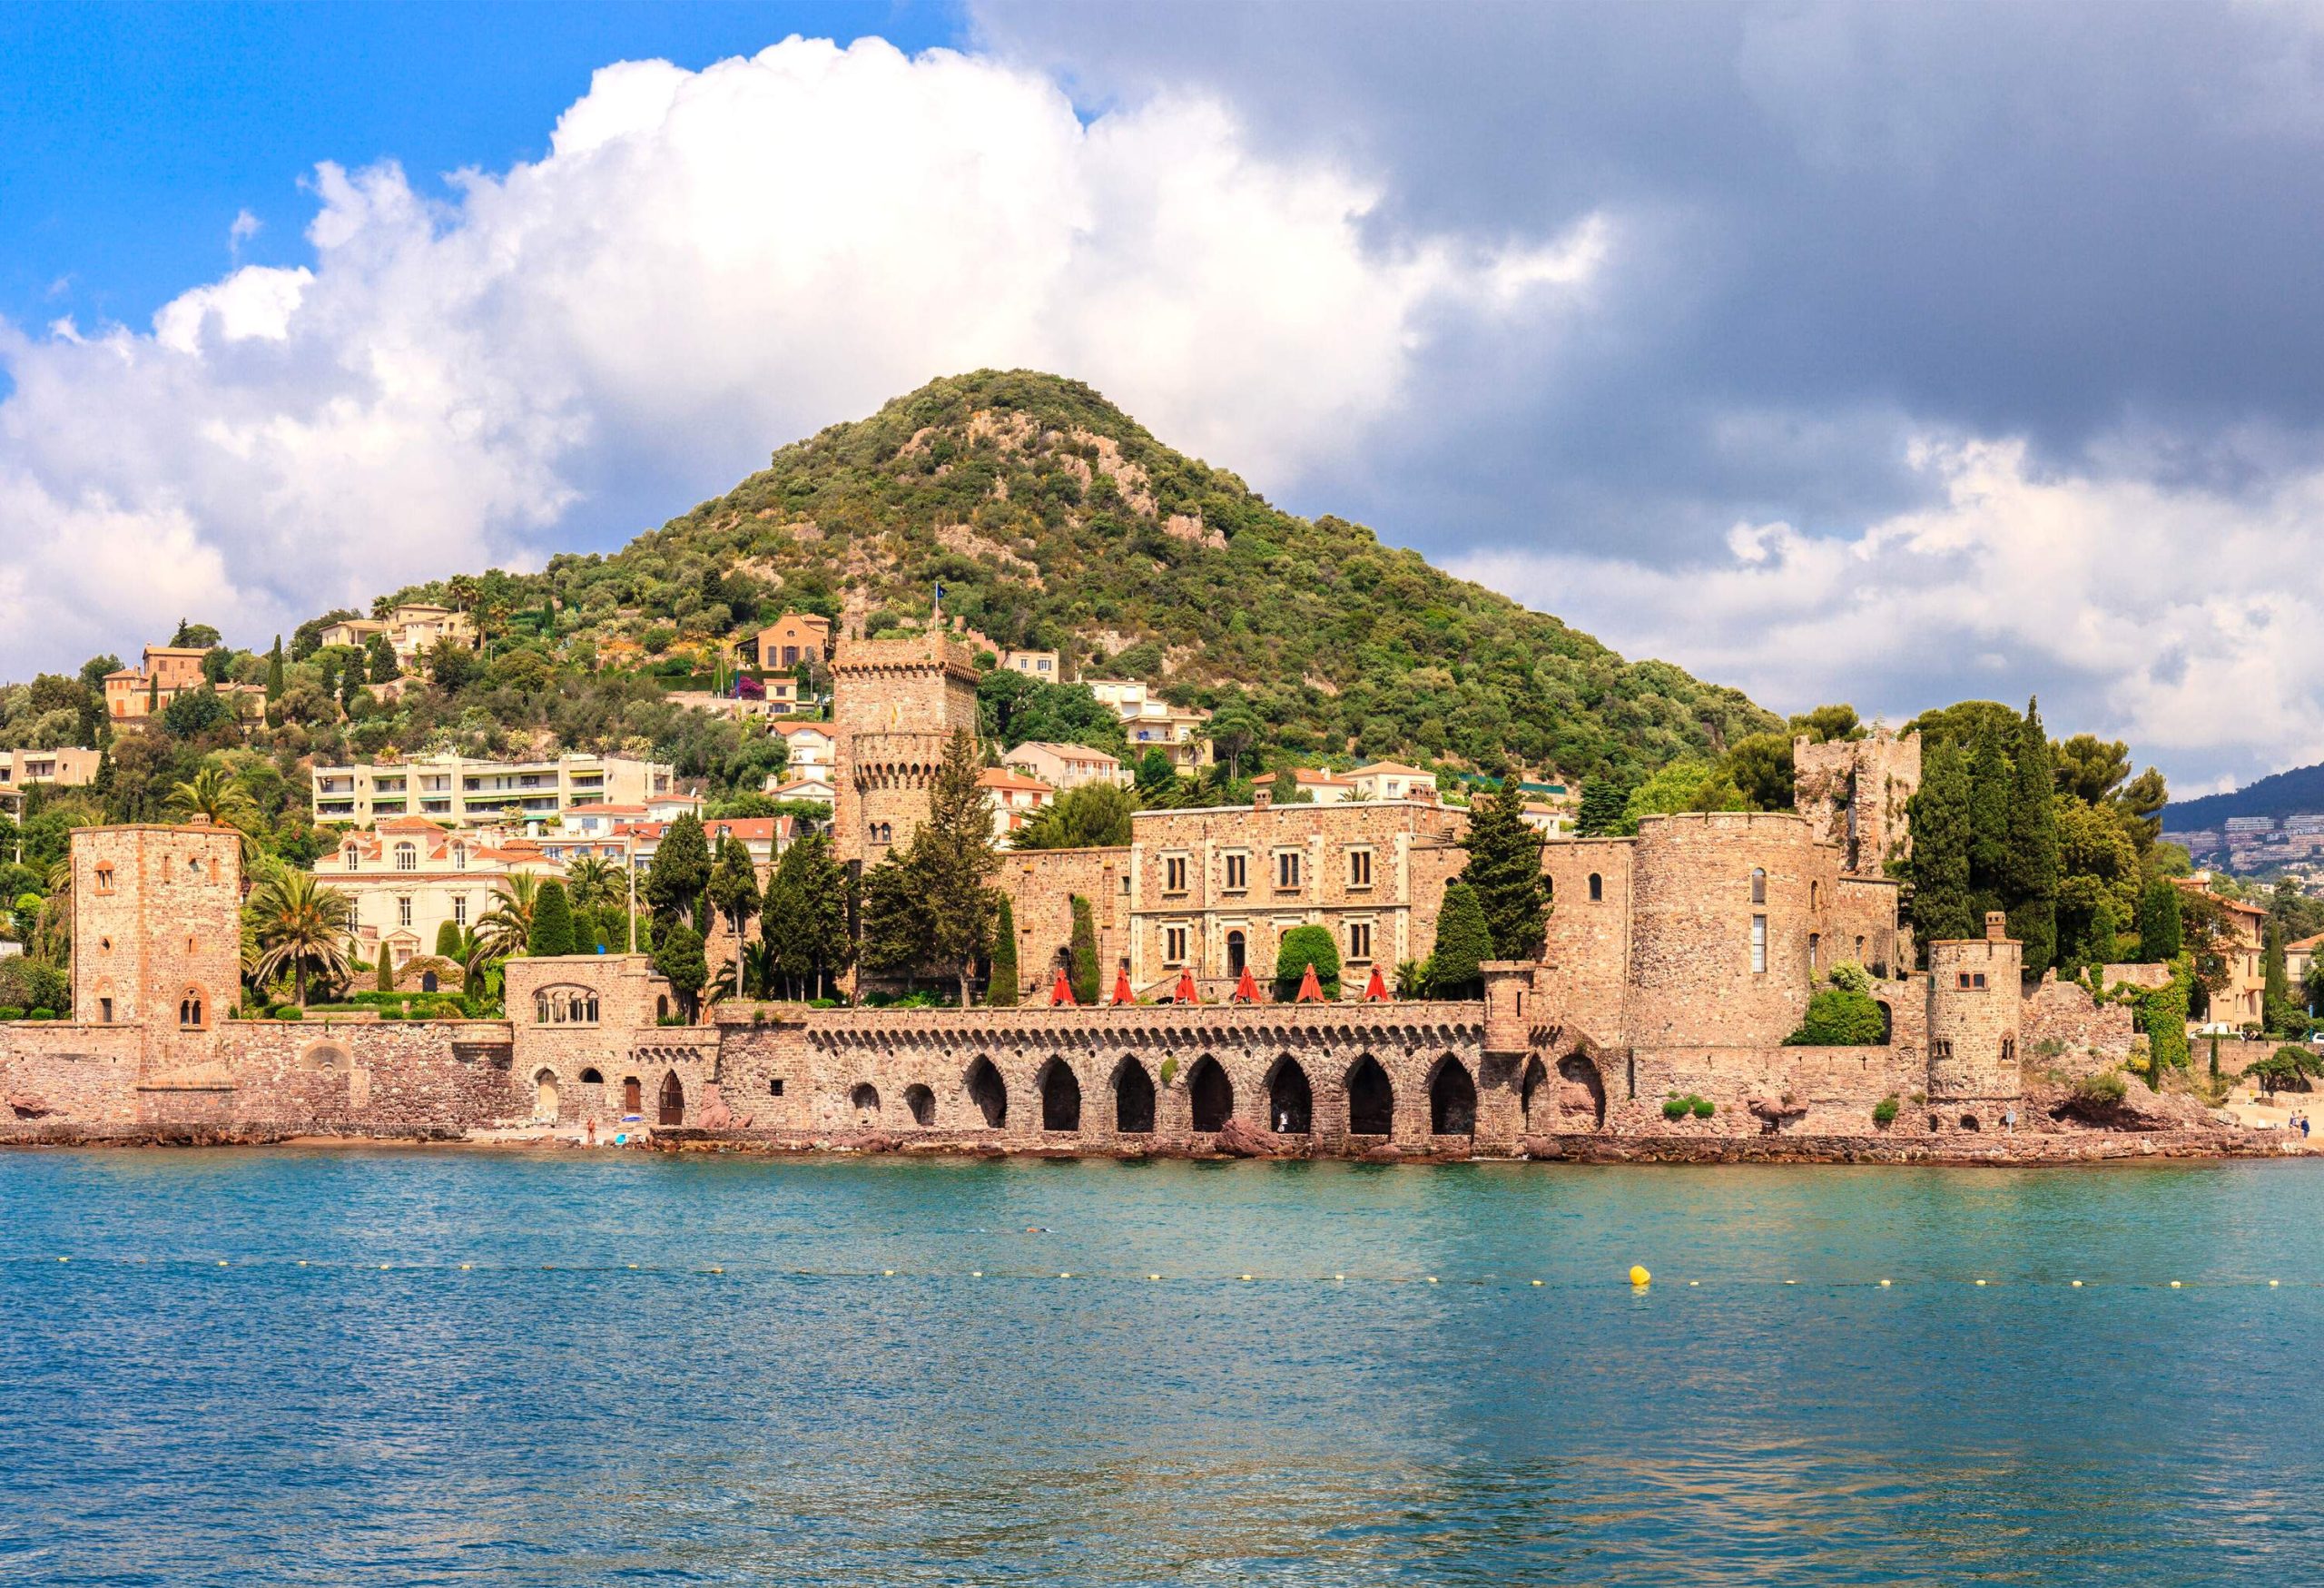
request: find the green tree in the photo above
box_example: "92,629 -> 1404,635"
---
1068,893 -> 1100,1005
1274,922 -> 1341,999
645,812 -> 713,932
171,619 -> 222,648
1133,748 -> 1181,806
474,873 -> 543,964
1459,783 -> 1547,959
265,636 -> 285,702
364,633 -> 400,684
2138,877 -> 2183,961
2004,698 -> 2060,977
908,729 -> 1001,1005
426,636 -> 480,692
1905,737 -> 1975,953
859,854 -> 926,990
1204,700 -> 1263,782
160,687 -> 233,738
988,893 -> 1019,1006
244,865 -> 355,1007
705,833 -> 762,1001
1723,732 -> 1797,812
1620,757 -> 1745,833
1575,776 -> 1629,837
1429,881 -> 1492,998
434,919 -> 465,960
527,879 -> 577,957
652,922 -> 708,1021
376,949 -> 397,992
2263,918 -> 2299,1035
1785,987 -> 1887,1044
1016,780 -> 1136,849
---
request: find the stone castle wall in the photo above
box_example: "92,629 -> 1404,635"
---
995,846 -> 1128,998
1794,730 -> 1921,876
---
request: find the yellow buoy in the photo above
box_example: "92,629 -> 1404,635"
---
459,1263 -> 472,1270
1148,1274 -> 1161,1281
1059,1271 -> 1070,1279
1531,1279 -> 1543,1287
2170,1280 -> 2182,1288
2071,1279 -> 2083,1287
297,1260 -> 308,1267
1426,1276 -> 1439,1285
882,1269 -> 895,1277
1689,1279 -> 1699,1287
1878,1278 -> 1891,1287
1334,1273 -> 1345,1282
971,1270 -> 983,1277
56,1257 -> 67,1264
1628,1265 -> 1650,1287
2270,1279 -> 2281,1287
1240,1273 -> 1253,1281
1974,1278 -> 1987,1287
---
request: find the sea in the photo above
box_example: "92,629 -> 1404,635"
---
3,1148 -> 2319,1584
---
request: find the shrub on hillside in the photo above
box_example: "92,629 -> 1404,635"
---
1786,988 -> 1887,1045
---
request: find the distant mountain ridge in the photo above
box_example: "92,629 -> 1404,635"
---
2163,760 -> 2324,830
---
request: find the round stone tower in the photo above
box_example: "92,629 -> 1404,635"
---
1624,812 -> 1839,1048
1924,912 -> 2023,1131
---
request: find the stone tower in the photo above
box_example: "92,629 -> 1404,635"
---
1793,728 -> 1921,878
831,627 -> 981,865
72,821 -> 243,1071
1924,912 -> 2023,1133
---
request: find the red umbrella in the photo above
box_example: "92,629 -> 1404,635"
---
1049,966 -> 1077,1007
1295,963 -> 1325,1002
1363,965 -> 1390,1001
1173,968 -> 1200,1005
1231,965 -> 1262,1003
1111,967 -> 1136,1005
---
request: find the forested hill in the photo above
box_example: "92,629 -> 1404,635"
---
544,370 -> 1776,780
2164,760 -> 2324,830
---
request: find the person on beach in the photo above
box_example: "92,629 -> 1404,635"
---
586,1118 -> 597,1147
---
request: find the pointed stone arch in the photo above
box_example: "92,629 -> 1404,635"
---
1344,1054 -> 1394,1136
1039,1057 -> 1082,1132
1112,1057 -> 1157,1134
533,1068 -> 561,1122
964,1056 -> 1008,1129
849,1082 -> 881,1122
1265,1055 -> 1313,1134
657,1070 -> 685,1126
1187,1055 -> 1233,1133
1429,1055 -> 1477,1137
1557,1053 -> 1608,1129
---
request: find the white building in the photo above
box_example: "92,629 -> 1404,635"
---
1346,762 -> 1437,803
1003,741 -> 1129,791
312,752 -> 675,826
978,767 -> 1056,841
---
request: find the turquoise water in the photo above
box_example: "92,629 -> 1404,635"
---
3,1151 -> 2319,1584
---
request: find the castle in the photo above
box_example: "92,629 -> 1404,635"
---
2,631 -> 2145,1154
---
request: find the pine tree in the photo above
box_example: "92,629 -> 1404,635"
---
652,922 -> 707,1021
2138,877 -> 2183,962
1068,894 -> 1100,1005
528,879 -> 576,957
705,834 -> 761,1000
1575,777 -> 1628,838
2003,698 -> 2059,977
1429,880 -> 1492,998
859,854 -> 926,991
1459,783 -> 1548,959
1965,716 -> 2013,921
909,729 -> 1001,1005
988,893 -> 1019,1006
1904,736 -> 1975,955
645,812 -> 713,932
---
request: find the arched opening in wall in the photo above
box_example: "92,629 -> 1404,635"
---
1520,1057 -> 1549,1129
658,1072 -> 685,1126
1113,1059 -> 1156,1134
420,972 -> 439,993
623,1077 -> 643,1116
965,1058 -> 1008,1129
655,994 -> 670,1021
1750,867 -> 1767,904
1587,873 -> 1603,902
1345,1055 -> 1394,1135
850,1082 -> 881,1122
903,1084 -> 935,1127
1266,1058 -> 1313,1134
1557,1055 -> 1608,1129
534,1069 -> 560,1122
1187,1056 -> 1233,1132
1039,1059 -> 1082,1132
299,1042 -> 348,1073
177,987 -> 208,1031
578,1068 -> 604,1086
1959,1113 -> 1980,1132
1430,1057 -> 1478,1136
1876,1001 -> 1894,1043
1226,931 -> 1246,977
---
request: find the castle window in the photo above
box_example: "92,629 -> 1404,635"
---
580,1068 -> 604,1085
453,894 -> 468,926
99,997 -> 113,1023
1932,1039 -> 1953,1062
1347,921 -> 1374,962
1588,873 -> 1602,902
1750,868 -> 1767,905
1958,972 -> 1988,991
94,864 -> 115,895
188,857 -> 204,879
1164,924 -> 1189,965
2001,1038 -> 2016,1064
1750,913 -> 1768,974
1855,935 -> 1866,959
1347,848 -> 1374,888
533,986 -> 600,1025
1164,854 -> 1189,894
1811,881 -> 1821,910
1275,851 -> 1303,890
1808,932 -> 1820,974
177,990 -> 206,1030
1223,852 -> 1248,891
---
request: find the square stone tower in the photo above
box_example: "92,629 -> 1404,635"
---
1793,728 -> 1921,878
831,627 -> 981,866
72,821 -> 244,1070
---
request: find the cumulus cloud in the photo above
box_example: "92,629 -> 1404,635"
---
0,35 -> 1601,682
1452,437 -> 2324,791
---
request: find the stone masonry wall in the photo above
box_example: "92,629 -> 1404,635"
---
995,846 -> 1128,999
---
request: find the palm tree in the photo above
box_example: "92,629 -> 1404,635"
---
245,866 -> 355,1007
564,855 -> 622,915
166,762 -> 261,871
474,873 -> 544,964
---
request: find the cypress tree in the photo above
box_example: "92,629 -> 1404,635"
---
1429,881 -> 1492,998
1905,737 -> 1975,955
859,854 -> 926,991
2138,877 -> 2183,962
645,812 -> 713,932
266,636 -> 285,699
761,842 -> 809,998
2003,698 -> 2059,977
377,952 -> 396,992
1965,717 -> 2012,921
1068,894 -> 1100,1006
651,922 -> 707,1021
528,879 -> 576,957
988,893 -> 1019,1006
1460,783 -> 1548,959
910,729 -> 1000,1005
434,919 -> 464,960
1576,777 -> 1628,838
705,834 -> 761,999
2263,918 -> 2293,1034
796,833 -> 853,999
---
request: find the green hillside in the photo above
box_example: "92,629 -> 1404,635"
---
545,370 -> 1775,779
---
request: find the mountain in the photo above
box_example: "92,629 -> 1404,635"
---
520,370 -> 1776,780
2163,760 -> 2324,831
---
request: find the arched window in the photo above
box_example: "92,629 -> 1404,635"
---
1810,880 -> 1821,911
1544,875 -> 1554,903
903,1084 -> 936,1127
578,1068 -> 605,1085
1750,868 -> 1767,904
177,989 -> 207,1030
1808,932 -> 1820,975
343,845 -> 360,872
533,986 -> 600,1024
1587,873 -> 1603,902
964,1057 -> 1008,1128
1187,1056 -> 1233,1132
395,843 -> 418,873
93,863 -> 115,894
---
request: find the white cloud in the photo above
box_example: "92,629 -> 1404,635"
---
1452,436 -> 2324,786
0,35 -> 1601,680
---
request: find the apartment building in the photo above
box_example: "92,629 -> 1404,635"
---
317,604 -> 476,664
978,767 -> 1057,841
1081,679 -> 1215,774
1000,648 -> 1059,680
0,746 -> 101,814
311,752 -> 675,826
1003,741 -> 1128,791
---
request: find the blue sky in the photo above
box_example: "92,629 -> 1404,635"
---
5,2 -> 2324,793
